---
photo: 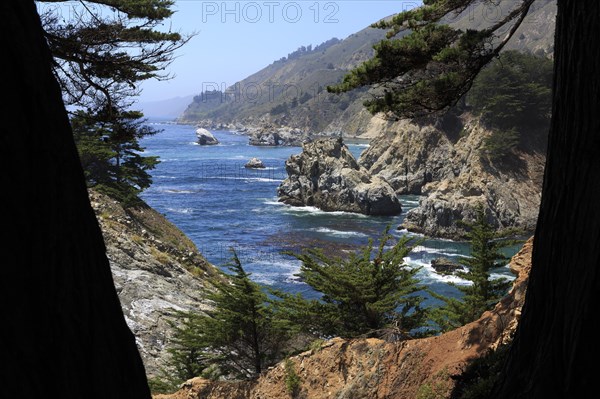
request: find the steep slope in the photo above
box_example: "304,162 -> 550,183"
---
155,238 -> 534,399
89,190 -> 218,377
361,115 -> 546,238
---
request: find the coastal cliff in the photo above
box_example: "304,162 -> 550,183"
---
89,190 -> 218,377
362,116 -> 545,239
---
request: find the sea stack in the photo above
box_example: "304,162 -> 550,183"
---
278,138 -> 401,216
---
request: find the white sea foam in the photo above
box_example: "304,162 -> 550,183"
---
311,227 -> 368,238
404,256 -> 472,286
266,202 -> 369,218
412,246 -> 458,255
163,189 -> 196,194
166,207 -> 193,214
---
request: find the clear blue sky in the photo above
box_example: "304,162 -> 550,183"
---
139,1 -> 422,102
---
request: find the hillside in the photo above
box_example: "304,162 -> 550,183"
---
179,0 -> 556,137
138,95 -> 195,119
179,27 -> 388,135
155,238 -> 534,399
89,189 -> 218,377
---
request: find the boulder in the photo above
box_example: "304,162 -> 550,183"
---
196,128 -> 219,145
277,138 -> 401,216
245,157 -> 266,169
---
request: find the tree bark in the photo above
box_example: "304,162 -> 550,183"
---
493,1 -> 600,397
0,1 -> 150,397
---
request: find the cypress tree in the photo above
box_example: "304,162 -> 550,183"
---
274,227 -> 427,339
159,251 -> 288,385
71,106 -> 159,205
431,206 -> 516,332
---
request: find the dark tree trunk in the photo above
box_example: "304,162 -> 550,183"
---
1,1 -> 150,397
493,1 -> 600,397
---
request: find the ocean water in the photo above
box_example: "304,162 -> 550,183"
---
140,122 -> 518,303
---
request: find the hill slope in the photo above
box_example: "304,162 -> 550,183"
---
89,190 -> 218,377
180,0 -> 555,137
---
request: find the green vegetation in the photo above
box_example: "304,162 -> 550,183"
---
284,358 -> 302,397
430,206 -> 517,332
273,227 -> 427,339
152,223 -> 522,393
71,107 -> 159,205
416,368 -> 452,399
452,344 -> 511,399
329,0 -> 541,119
39,0 -> 186,109
468,51 -> 553,161
155,250 -> 291,391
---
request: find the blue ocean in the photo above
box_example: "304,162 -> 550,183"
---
140,121 -> 518,303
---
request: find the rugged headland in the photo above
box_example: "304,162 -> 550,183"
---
362,115 -> 546,238
156,238 -> 534,399
89,190 -> 218,377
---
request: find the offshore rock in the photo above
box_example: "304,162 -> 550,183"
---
196,128 -> 219,145
248,126 -> 310,146
278,137 -> 401,216
244,157 -> 265,169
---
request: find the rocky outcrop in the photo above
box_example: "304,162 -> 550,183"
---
89,190 -> 217,377
155,238 -> 534,399
196,128 -> 219,145
362,116 -> 545,239
360,118 -> 458,195
248,126 -> 310,146
278,137 -> 402,216
244,157 -> 265,169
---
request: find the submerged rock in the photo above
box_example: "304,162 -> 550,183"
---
196,128 -> 219,145
278,137 -> 401,216
245,157 -> 266,169
431,257 -> 463,275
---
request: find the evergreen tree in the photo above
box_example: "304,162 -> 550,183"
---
468,51 -> 553,133
71,106 -> 159,205
328,0 -> 540,119
274,228 -> 427,339
431,206 -> 516,332
37,1 -> 188,204
37,0 -> 187,109
159,251 -> 289,384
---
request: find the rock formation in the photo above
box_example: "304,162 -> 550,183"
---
196,128 -> 219,145
248,126 -> 310,146
361,116 -> 545,239
244,157 -> 265,169
155,238 -> 534,399
89,190 -> 217,377
278,137 -> 402,216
